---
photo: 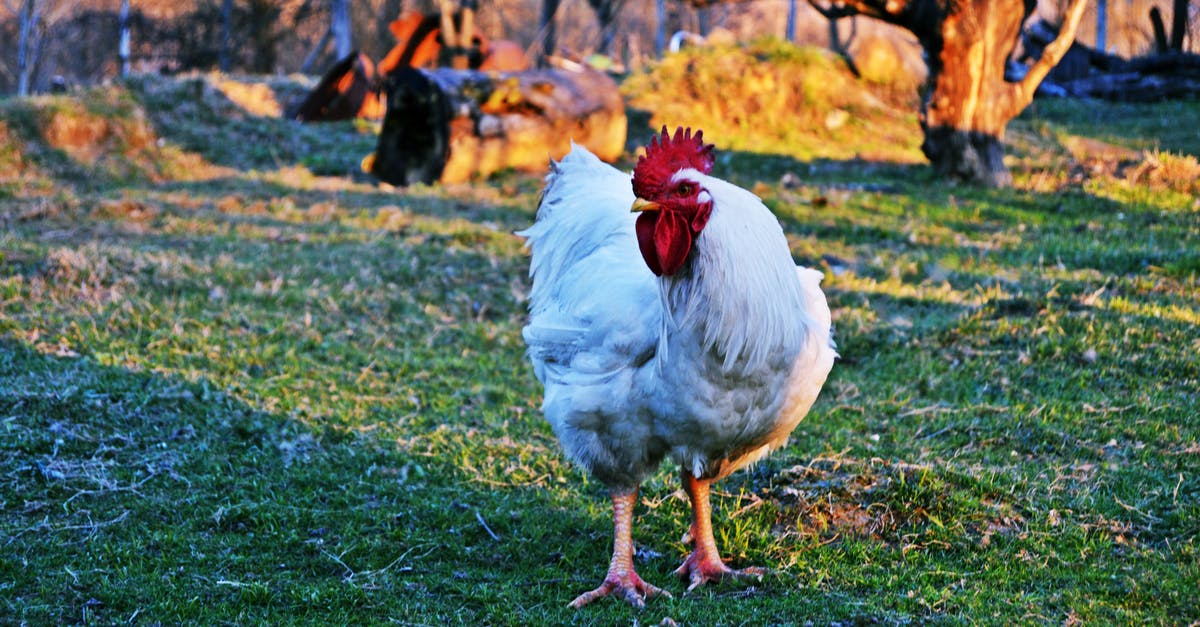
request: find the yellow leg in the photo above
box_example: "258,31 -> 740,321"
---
674,473 -> 766,591
569,490 -> 671,608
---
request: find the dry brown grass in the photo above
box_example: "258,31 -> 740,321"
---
623,40 -> 923,163
0,87 -> 229,186
209,76 -> 285,118
1126,150 -> 1200,195
768,458 -> 944,541
0,121 -> 53,197
41,103 -> 156,166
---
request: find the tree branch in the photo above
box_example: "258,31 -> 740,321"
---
807,0 -> 861,20
1012,0 -> 1088,108
806,0 -> 924,27
682,0 -> 755,6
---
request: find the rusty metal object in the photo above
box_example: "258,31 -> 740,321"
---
289,51 -> 384,122
294,10 -> 530,122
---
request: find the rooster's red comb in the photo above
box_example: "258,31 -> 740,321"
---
633,126 -> 715,198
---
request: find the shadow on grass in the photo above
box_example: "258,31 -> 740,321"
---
125,75 -> 378,175
0,337 -> 623,623
5,80 -> 1198,623
1017,98 -> 1200,157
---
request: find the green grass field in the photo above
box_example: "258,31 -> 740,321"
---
1,56 -> 1197,624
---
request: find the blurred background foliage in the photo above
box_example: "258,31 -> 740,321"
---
0,0 -> 1197,96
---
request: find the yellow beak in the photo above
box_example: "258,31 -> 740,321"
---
631,197 -> 660,213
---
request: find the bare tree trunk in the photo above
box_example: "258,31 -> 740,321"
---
219,0 -> 232,72
246,0 -> 281,72
17,0 -> 40,96
655,0 -> 666,56
540,0 -> 560,65
1169,0 -> 1187,53
301,27 -> 333,73
810,0 -> 1087,187
587,0 -> 625,56
1149,0 -> 1190,54
920,2 -> 1031,187
1095,0 -> 1107,52
119,0 -> 131,77
332,0 -> 353,60
1151,7 -> 1171,53
786,0 -> 797,41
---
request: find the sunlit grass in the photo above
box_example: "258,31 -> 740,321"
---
1,60 -> 1197,624
623,38 -> 924,163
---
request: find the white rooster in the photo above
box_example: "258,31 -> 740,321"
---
519,127 -> 837,608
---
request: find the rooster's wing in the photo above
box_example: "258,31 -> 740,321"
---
518,145 -> 666,488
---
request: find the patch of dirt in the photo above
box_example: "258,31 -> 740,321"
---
1060,135 -> 1142,166
1055,134 -> 1200,195
764,458 -> 1027,548
766,458 -> 927,540
91,198 -> 161,222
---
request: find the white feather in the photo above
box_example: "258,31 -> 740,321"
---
519,146 -> 836,490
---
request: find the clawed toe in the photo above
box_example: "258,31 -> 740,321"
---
570,492 -> 673,609
674,553 -> 768,592
569,573 -> 671,609
672,474 -> 770,592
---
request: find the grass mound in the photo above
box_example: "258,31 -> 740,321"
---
125,72 -> 377,176
0,87 -> 222,191
0,119 -> 48,198
623,39 -> 924,162
0,73 -> 379,203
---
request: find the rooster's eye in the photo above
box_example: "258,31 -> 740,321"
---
676,183 -> 693,196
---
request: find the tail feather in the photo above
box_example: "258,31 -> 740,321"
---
796,266 -> 835,351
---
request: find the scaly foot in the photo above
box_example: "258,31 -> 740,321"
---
675,473 -> 768,591
673,549 -> 766,591
570,490 -> 672,608
569,569 -> 670,608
